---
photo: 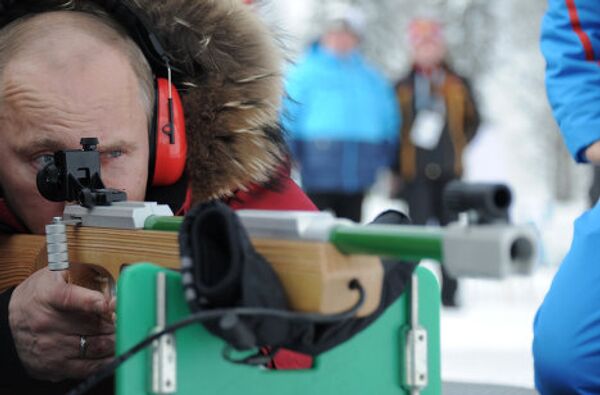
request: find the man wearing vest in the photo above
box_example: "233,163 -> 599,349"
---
394,17 -> 480,307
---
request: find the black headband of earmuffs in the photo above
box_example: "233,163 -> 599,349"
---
0,0 -> 185,82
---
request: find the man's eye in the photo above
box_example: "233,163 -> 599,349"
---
32,154 -> 54,171
101,150 -> 124,159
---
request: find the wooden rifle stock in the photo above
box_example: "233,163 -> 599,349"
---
0,226 -> 383,317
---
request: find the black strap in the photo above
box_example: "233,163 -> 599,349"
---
93,0 -> 178,78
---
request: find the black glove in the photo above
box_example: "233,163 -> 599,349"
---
179,200 -> 292,350
179,202 -> 417,356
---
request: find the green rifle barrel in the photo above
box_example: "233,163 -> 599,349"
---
144,216 -> 444,261
330,224 -> 444,262
144,215 -> 183,232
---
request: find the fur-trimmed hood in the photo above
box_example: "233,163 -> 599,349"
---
1,0 -> 288,204
134,0 -> 288,203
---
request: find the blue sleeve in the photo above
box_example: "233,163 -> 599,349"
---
281,64 -> 308,161
533,204 -> 600,393
384,81 -> 401,141
382,81 -> 401,165
541,0 -> 600,162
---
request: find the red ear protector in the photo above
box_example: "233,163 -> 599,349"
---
149,75 -> 187,187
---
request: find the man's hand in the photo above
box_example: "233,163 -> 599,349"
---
8,268 -> 115,382
585,141 -> 600,163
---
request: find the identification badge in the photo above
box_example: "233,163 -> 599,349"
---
410,110 -> 445,150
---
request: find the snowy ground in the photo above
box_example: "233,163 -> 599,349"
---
439,268 -> 554,388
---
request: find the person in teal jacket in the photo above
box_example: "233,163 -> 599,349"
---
282,6 -> 400,222
534,207 -> 600,394
540,0 -> 600,163
534,0 -> 600,393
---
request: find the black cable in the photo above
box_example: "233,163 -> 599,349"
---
64,279 -> 364,395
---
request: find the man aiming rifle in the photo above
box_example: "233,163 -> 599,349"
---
0,0 -> 316,391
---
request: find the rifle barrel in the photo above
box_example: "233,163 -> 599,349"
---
145,216 -> 445,262
144,215 -> 183,232
331,225 -> 443,262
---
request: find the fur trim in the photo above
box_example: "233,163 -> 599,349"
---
132,0 -> 288,203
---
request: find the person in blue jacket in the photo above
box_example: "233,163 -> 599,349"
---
534,1 -> 600,393
282,5 -> 400,222
540,0 -> 600,164
533,209 -> 600,394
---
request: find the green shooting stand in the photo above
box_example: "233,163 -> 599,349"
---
115,263 -> 441,394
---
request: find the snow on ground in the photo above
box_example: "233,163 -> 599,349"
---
440,268 -> 554,388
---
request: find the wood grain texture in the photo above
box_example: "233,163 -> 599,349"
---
0,227 -> 383,316
0,234 -> 47,292
253,239 -> 382,316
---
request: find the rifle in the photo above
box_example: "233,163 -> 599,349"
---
0,140 -> 537,317
0,204 -> 536,317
